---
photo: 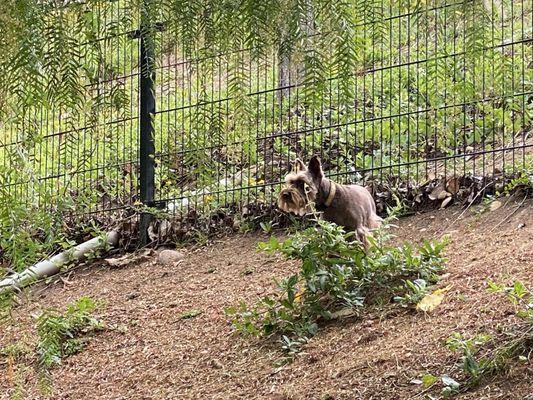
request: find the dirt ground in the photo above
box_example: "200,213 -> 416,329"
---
1,197 -> 532,400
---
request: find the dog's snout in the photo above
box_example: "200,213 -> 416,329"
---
282,191 -> 292,200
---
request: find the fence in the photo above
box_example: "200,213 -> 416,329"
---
0,0 -> 531,245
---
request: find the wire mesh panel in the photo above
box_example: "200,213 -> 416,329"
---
154,0 -> 532,222
0,0 -> 531,244
0,2 -> 140,225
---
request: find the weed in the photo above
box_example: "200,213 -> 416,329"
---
36,296 -> 103,368
260,221 -> 274,234
394,279 -> 430,307
225,218 -> 447,352
445,280 -> 532,390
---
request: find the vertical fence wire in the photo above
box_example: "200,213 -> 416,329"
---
0,1 -> 531,240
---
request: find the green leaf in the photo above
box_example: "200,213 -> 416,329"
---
422,374 -> 438,387
178,309 -> 203,319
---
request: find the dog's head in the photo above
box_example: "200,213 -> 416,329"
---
278,155 -> 324,216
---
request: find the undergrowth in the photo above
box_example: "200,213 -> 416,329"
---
1,296 -> 103,397
36,296 -> 103,368
225,217 -> 448,352
445,280 -> 532,394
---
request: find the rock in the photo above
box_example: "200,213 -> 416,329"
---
126,292 -> 139,300
489,200 -> 502,211
158,249 -> 185,265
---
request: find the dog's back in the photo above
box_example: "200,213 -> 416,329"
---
322,183 -> 381,232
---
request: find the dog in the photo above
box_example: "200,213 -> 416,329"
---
278,155 -> 382,247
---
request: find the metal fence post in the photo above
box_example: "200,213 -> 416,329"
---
139,16 -> 156,246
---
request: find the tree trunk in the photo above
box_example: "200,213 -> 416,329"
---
277,51 -> 291,105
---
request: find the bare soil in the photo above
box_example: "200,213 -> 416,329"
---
1,197 -> 532,400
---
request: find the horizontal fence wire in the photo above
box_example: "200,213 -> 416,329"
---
154,0 -> 532,219
0,0 -> 531,237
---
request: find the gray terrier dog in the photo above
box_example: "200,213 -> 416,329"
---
278,155 -> 382,247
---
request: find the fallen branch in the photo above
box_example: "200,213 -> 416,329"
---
0,231 -> 120,294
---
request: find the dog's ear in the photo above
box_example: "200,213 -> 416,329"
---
292,158 -> 307,173
308,155 -> 323,179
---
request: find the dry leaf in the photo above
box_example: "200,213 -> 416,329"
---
429,185 -> 451,201
416,286 -> 452,312
446,177 -> 460,194
105,254 -> 131,267
294,288 -> 305,303
440,196 -> 453,209
331,307 -> 356,319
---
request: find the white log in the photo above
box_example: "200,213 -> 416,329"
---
0,231 -> 120,294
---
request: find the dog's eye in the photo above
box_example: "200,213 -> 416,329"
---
294,180 -> 304,190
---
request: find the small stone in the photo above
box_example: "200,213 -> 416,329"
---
439,273 -> 451,281
211,359 -> 224,369
489,200 -> 502,211
517,223 -> 526,229
158,249 -> 185,265
126,292 -> 139,300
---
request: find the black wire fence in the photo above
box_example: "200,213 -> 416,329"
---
0,0 -> 531,245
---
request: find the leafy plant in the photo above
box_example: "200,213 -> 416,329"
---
501,161 -> 533,196
259,221 -> 274,234
487,280 -> 532,323
36,296 -> 103,368
446,332 -> 493,383
225,218 -> 447,350
446,280 -> 532,389
394,278 -> 429,307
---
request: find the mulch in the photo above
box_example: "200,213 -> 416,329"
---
1,198 -> 532,400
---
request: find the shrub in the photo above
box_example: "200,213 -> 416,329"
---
225,218 -> 447,350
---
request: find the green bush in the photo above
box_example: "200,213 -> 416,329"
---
225,219 -> 447,350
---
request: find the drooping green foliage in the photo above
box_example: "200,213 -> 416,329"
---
0,0 -> 363,115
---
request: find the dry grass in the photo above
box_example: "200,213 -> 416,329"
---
1,197 -> 532,400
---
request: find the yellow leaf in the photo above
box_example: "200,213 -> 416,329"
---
432,285 -> 453,296
294,288 -> 305,303
416,285 -> 452,312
